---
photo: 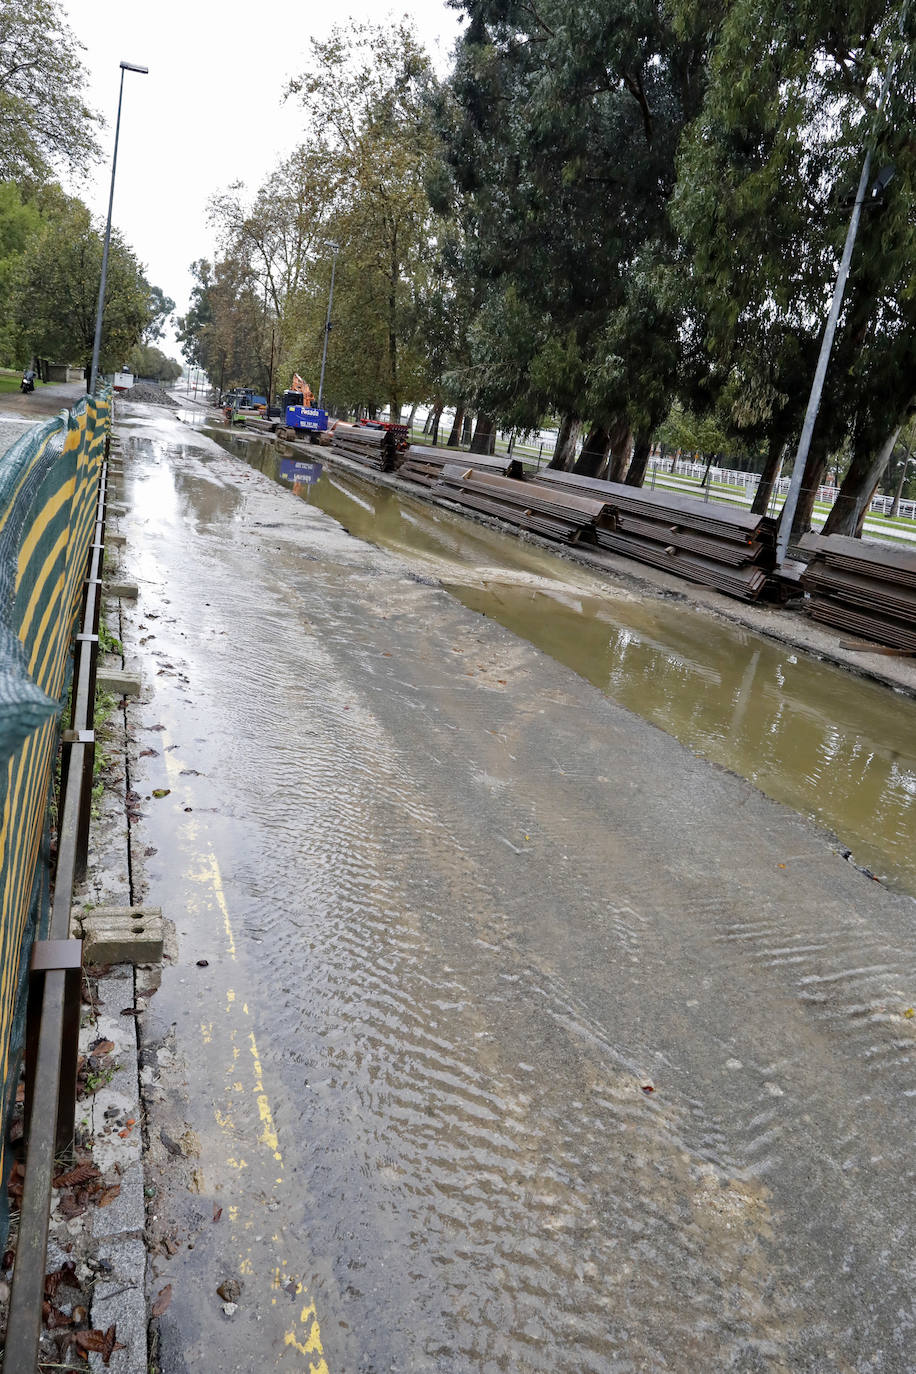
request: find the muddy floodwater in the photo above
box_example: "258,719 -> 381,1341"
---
119,413 -> 916,1374
210,427 -> 916,897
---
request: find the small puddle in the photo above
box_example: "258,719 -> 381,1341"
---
206,427 -> 916,896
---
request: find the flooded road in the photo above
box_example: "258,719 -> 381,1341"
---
116,410 -> 916,1373
212,427 -> 916,896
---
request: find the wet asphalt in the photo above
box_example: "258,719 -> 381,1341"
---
111,406 -> 916,1373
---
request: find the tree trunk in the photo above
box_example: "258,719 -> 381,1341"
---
788,435 -> 830,545
461,414 -> 473,445
624,433 -> 652,487
429,404 -> 444,446
547,414 -> 580,469
405,401 -> 418,433
446,406 -> 465,448
572,424 -> 612,477
888,442 -> 913,519
422,410 -> 433,434
470,412 -> 496,454
605,418 -> 633,482
821,424 -> 902,538
751,434 -> 785,516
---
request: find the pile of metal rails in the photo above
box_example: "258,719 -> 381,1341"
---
532,471 -> 777,600
329,423 -> 403,473
799,533 -> 916,649
400,446 -> 525,488
434,464 -> 617,544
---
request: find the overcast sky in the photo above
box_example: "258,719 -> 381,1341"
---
60,0 -> 463,359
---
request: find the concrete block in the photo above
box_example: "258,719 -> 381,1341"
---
92,1160 -> 145,1238
96,668 -> 142,696
103,581 -> 138,600
90,1236 -> 147,1374
106,531 -> 127,546
107,502 -> 128,515
82,908 -> 163,965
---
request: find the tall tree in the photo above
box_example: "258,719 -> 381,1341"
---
12,191 -> 153,371
0,0 -> 101,180
442,0 -> 718,475
286,22 -> 442,417
674,0 -> 916,539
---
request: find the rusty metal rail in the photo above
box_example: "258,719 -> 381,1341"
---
3,461 -> 108,1369
800,533 -> 916,648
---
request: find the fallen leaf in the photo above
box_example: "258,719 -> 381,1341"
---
91,1039 -> 115,1056
777,863 -> 786,869
152,788 -> 170,799
139,748 -> 159,758
905,1008 -> 915,1019
151,1284 -> 172,1317
57,1195 -> 87,1219
97,1184 -> 122,1207
213,1205 -> 222,1223
74,1324 -> 125,1364
44,1262 -> 77,1298
120,1007 -> 142,1016
53,1163 -> 100,1189
44,1304 -> 73,1329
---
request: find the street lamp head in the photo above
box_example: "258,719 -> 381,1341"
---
120,61 -> 149,74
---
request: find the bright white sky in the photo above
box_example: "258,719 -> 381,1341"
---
59,0 -> 464,359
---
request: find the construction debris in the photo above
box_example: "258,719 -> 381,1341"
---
800,533 -> 916,649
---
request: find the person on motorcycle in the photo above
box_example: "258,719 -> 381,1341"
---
20,368 -> 35,394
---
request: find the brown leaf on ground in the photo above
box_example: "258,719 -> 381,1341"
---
151,1284 -> 172,1316
53,1162 -> 101,1189
58,1195 -> 87,1219
139,748 -> 159,757
213,1205 -> 222,1222
44,1261 -> 77,1298
74,1324 -> 126,1363
44,1303 -> 73,1328
120,1007 -> 142,1016
90,1038 -> 115,1056
96,1184 -> 122,1207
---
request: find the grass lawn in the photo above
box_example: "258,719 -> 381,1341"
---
0,368 -> 44,394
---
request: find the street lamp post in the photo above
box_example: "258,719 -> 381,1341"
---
776,13 -> 907,563
89,60 -> 149,396
317,242 -> 339,411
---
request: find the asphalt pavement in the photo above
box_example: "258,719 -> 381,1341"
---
107,402 -> 916,1373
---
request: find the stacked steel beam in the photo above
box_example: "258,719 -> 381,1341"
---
800,533 -> 916,649
400,446 -> 525,488
435,464 -> 615,543
329,423 -> 401,472
535,471 -> 776,600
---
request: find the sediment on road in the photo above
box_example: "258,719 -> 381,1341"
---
98,402 -> 916,1371
196,411 -> 916,699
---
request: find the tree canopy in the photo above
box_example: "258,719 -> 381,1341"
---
0,0 -> 101,181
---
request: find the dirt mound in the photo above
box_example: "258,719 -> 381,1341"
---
121,382 -> 177,408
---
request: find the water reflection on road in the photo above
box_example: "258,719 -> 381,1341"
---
212,428 -> 916,896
